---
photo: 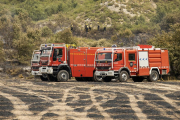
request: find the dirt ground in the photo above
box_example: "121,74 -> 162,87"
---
0,78 -> 180,120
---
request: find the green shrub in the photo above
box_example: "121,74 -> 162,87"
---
111,35 -> 117,41
0,41 -> 4,62
108,3 -> 114,6
41,26 -> 52,37
55,28 -> 78,45
115,4 -> 119,7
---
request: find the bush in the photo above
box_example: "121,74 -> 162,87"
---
55,29 -> 78,45
29,8 -> 47,21
111,35 -> 117,41
41,26 -> 52,37
115,4 -> 119,7
108,3 -> 114,6
0,41 -> 4,62
6,67 -> 23,76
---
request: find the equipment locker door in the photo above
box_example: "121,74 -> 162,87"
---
138,51 -> 149,76
73,51 -> 86,77
126,50 -> 137,74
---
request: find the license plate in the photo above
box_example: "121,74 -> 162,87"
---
100,73 -> 105,75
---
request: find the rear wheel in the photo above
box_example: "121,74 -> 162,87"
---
40,74 -> 48,81
148,70 -> 159,82
57,70 -> 69,82
119,71 -> 129,82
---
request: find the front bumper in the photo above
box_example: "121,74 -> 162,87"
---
31,70 -> 42,75
95,71 -> 114,76
39,67 -> 53,74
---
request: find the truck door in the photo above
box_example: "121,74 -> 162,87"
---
73,51 -> 86,77
113,52 -> 124,71
52,48 -> 64,66
126,50 -> 137,74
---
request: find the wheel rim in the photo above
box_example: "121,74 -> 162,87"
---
152,72 -> 157,81
122,73 -> 127,81
96,76 -> 102,81
42,74 -> 47,78
61,73 -> 67,80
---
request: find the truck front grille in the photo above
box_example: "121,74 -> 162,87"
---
97,67 -> 110,70
41,60 -> 48,65
32,67 -> 39,70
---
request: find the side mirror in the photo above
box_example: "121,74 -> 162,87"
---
53,49 -> 57,61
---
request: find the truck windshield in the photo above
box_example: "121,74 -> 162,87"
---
32,54 -> 40,61
97,53 -> 112,60
41,50 -> 51,56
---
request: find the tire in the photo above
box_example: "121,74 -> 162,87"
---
119,71 -> 129,82
148,70 -> 159,82
47,75 -> 57,81
57,70 -> 69,82
93,73 -> 103,82
75,77 -> 83,81
40,74 -> 48,81
132,77 -> 144,82
103,77 -> 111,82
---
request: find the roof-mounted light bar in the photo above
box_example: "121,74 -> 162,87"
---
40,43 -> 66,49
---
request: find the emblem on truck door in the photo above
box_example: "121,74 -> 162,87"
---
130,62 -> 133,67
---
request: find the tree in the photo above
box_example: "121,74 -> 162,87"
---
13,34 -> 34,65
149,23 -> 180,75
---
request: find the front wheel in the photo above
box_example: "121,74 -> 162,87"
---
57,70 -> 69,82
103,77 -> 112,82
148,70 -> 159,82
93,73 -> 103,82
40,74 -> 48,81
119,71 -> 129,82
47,75 -> 57,81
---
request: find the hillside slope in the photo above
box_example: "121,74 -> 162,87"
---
0,0 -> 180,75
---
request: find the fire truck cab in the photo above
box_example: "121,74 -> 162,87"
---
31,50 -> 41,76
94,45 -> 170,82
31,50 -> 49,81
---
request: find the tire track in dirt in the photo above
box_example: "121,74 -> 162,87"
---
0,80 -> 180,120
0,91 -> 33,120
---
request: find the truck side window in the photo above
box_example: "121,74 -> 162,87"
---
57,49 -> 62,57
114,53 -> 122,61
129,54 -> 135,61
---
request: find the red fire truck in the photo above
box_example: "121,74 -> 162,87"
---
94,45 -> 170,82
31,50 -> 48,81
31,50 -> 41,75
37,43 -> 100,81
